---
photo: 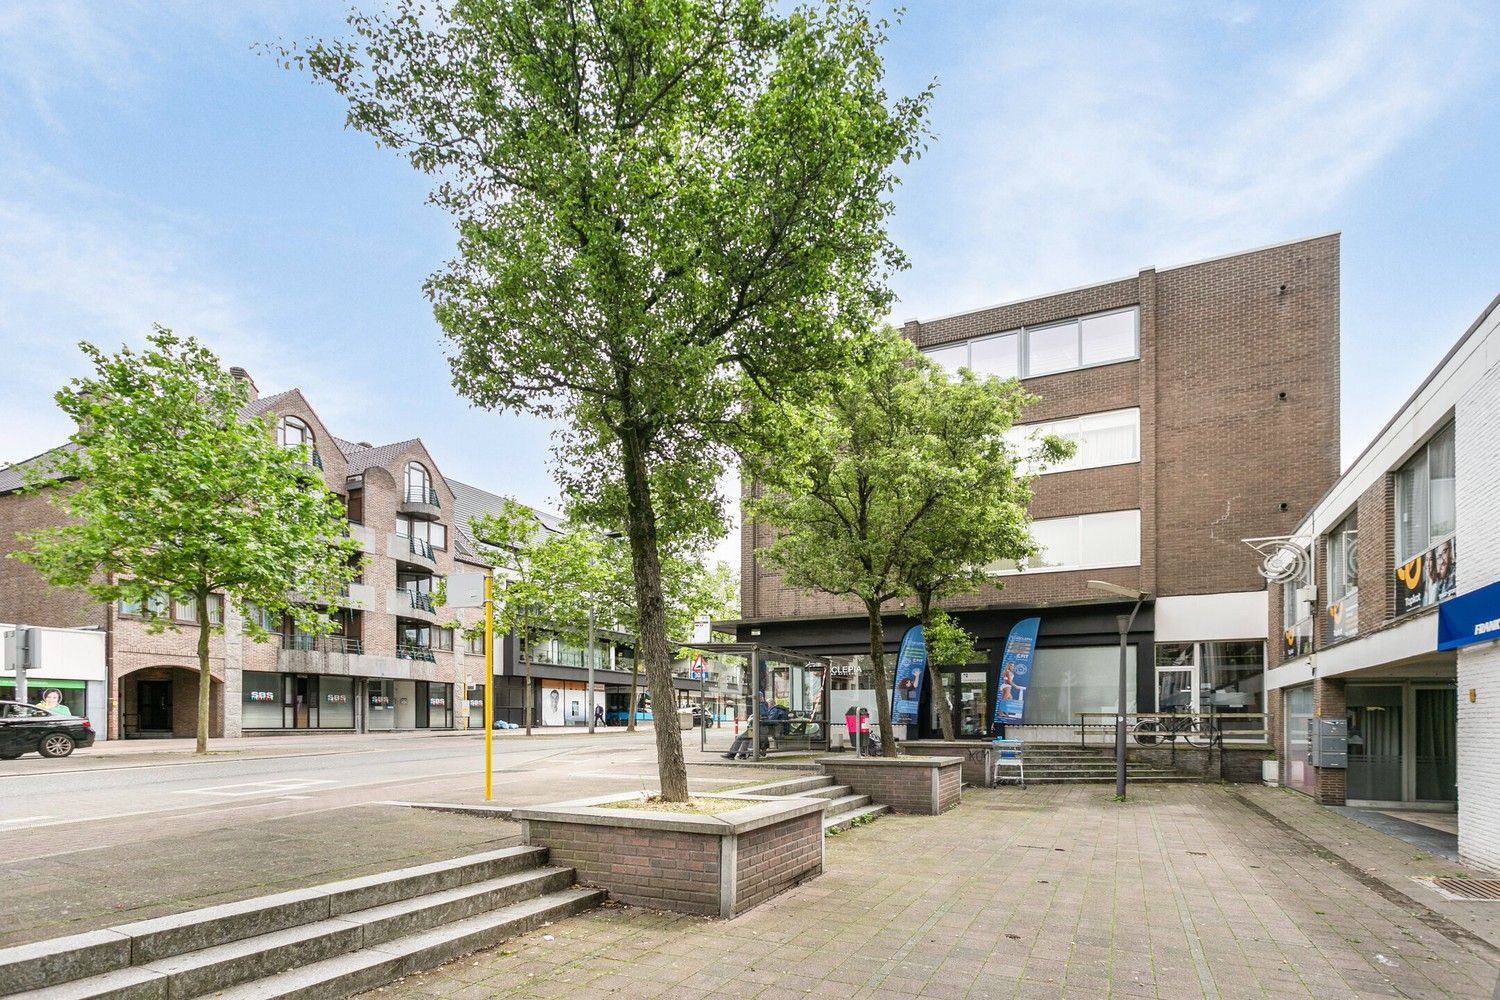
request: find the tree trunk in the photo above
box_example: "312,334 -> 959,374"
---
195,591 -> 211,754
626,633 -> 641,733
522,614 -> 533,736
621,429 -> 690,801
921,594 -> 956,742
864,598 -> 897,758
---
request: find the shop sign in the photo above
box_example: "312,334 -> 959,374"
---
1282,616 -> 1312,659
992,617 -> 1040,726
1394,537 -> 1458,617
369,695 -> 391,706
248,689 -> 276,702
890,625 -> 926,725
325,693 -> 348,704
1437,578 -> 1500,650
1327,591 -> 1359,642
429,697 -> 446,707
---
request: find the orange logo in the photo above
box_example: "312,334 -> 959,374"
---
1328,603 -> 1342,625
1396,556 -> 1423,591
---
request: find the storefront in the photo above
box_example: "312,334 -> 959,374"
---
242,670 -> 453,732
1,624 -> 108,737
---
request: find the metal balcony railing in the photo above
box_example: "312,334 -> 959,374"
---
397,643 -> 436,662
311,447 -> 324,470
282,633 -> 363,655
408,536 -> 435,560
404,485 -> 440,507
405,589 -> 436,613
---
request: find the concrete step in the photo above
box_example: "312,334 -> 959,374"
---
822,793 -> 873,817
734,775 -> 834,797
802,784 -> 854,801
199,888 -> 603,1000
19,867 -> 578,1000
0,847 -> 548,996
1023,774 -> 1200,784
824,804 -> 890,834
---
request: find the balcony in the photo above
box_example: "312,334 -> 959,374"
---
387,588 -> 438,620
387,532 -> 437,568
281,633 -> 364,655
348,524 -> 378,555
397,643 -> 436,663
335,582 -> 377,610
398,485 -> 442,520
311,447 -> 324,471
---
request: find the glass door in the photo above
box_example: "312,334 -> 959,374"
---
1414,686 -> 1457,802
1347,685 -> 1402,801
954,671 -> 987,738
1154,643 -> 1197,714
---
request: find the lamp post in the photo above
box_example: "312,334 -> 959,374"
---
1087,580 -> 1150,799
586,529 -> 624,735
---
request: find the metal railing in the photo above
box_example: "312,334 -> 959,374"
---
311,447 -> 324,470
405,589 -> 436,612
1073,711 -> 1271,748
408,536 -> 435,560
282,633 -> 363,655
404,485 -> 440,507
396,643 -> 436,662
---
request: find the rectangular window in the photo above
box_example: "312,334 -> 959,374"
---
1023,646 -> 1137,725
1011,408 -> 1140,474
993,509 -> 1141,574
118,596 -> 143,617
1396,423 -> 1456,563
1026,321 -> 1079,376
435,628 -> 454,651
173,598 -> 197,623
466,632 -> 485,655
207,594 -> 224,626
969,331 -> 1020,380
431,522 -> 448,550
1327,514 -> 1358,602
241,671 -> 284,729
1079,310 -> 1137,366
346,488 -> 364,525
925,342 -> 967,373
922,307 -> 1140,383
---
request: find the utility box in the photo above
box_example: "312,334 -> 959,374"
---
1308,717 -> 1348,769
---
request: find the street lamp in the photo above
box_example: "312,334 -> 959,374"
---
1087,580 -> 1150,799
586,529 -> 624,734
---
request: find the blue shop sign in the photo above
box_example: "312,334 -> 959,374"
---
1436,579 -> 1500,651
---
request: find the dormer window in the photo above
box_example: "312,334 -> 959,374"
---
278,416 -> 320,468
406,462 -> 434,504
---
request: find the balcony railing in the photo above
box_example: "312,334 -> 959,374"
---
405,589 -> 436,613
311,447 -> 324,470
282,633 -> 363,655
397,643 -> 436,662
404,485 -> 440,507
409,536 -> 435,560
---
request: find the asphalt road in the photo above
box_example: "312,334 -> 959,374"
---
0,730 -> 751,860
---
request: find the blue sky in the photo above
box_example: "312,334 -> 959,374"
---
2,1 -> 1497,569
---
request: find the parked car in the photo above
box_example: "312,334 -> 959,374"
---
0,700 -> 96,759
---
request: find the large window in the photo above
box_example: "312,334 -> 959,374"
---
406,462 -> 433,503
1396,424 -> 1455,563
924,307 -> 1138,381
396,515 -> 447,550
241,671 -> 284,729
278,416 -> 312,448
1023,646 -> 1137,725
1327,513 -> 1359,641
1153,641 -> 1265,738
993,509 -> 1140,574
1010,408 -> 1139,474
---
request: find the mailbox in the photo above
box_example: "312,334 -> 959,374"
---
1308,717 -> 1348,769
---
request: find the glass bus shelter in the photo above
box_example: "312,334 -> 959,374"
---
680,642 -> 830,759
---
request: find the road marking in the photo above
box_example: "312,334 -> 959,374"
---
175,779 -> 334,797
0,815 -> 53,827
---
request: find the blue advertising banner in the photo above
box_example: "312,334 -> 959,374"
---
992,617 -> 1041,726
1437,578 -> 1500,651
891,625 -> 927,726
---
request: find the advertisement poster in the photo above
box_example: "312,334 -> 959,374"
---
890,625 -> 926,726
992,617 -> 1041,726
1328,590 -> 1360,642
1394,538 -> 1458,617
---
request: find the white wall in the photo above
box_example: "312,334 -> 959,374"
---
1154,592 -> 1268,643
1455,357 -> 1500,872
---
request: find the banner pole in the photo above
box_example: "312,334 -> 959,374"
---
484,574 -> 494,801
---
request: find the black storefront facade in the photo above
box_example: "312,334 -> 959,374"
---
734,598 -> 1155,743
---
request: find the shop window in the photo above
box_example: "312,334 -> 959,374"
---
319,676 -> 356,729
241,671 -> 284,729
1023,646 -> 1137,726
1,681 -> 86,716
367,679 -> 396,731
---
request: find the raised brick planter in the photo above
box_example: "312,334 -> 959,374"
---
817,755 -> 962,814
901,740 -> 999,787
511,794 -> 824,919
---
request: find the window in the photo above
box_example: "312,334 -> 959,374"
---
923,307 -> 1138,381
120,592 -> 167,618
406,462 -> 433,503
435,628 -> 454,652
118,596 -> 143,617
1010,408 -> 1139,474
278,416 -> 312,448
992,509 -> 1140,574
346,488 -> 364,525
172,598 -> 197,623
1396,424 -> 1456,563
1023,646 -> 1137,725
431,522 -> 447,550
1327,514 -> 1358,603
465,632 -> 485,655
1152,641 -> 1265,738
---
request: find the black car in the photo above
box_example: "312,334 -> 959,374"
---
0,700 -> 96,759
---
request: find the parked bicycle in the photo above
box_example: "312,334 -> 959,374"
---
1131,709 -> 1219,749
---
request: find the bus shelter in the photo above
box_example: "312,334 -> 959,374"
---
680,642 -> 831,759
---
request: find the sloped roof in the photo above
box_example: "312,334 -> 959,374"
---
0,444 -> 78,495
242,389 -> 301,419
343,439 -> 424,475
449,479 -> 564,534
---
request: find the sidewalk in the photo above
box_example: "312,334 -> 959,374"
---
357,784 -> 1499,1000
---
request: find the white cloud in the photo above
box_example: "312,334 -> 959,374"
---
890,0 -> 1490,319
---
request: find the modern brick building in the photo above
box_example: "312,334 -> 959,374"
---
1264,293 -> 1500,871
736,234 -> 1342,746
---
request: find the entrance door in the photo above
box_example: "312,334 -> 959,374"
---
952,671 -> 988,738
1414,686 -> 1457,802
1347,685 -> 1403,801
137,680 -> 172,732
415,681 -> 431,728
293,675 -> 315,729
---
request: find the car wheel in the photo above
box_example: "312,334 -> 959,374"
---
39,733 -> 75,758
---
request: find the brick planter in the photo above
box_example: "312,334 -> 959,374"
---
901,740 -> 999,787
817,755 -> 962,814
511,794 -> 824,919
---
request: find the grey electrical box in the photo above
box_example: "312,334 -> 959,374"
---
1308,718 -> 1348,769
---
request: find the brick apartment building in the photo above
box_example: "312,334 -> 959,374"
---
1265,292 -> 1500,872
1,369 -> 732,739
736,234 -> 1342,744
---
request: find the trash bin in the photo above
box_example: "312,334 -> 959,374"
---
677,708 -> 696,732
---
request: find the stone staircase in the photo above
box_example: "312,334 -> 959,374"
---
0,846 -> 601,1000
1015,743 -> 1196,784
741,774 -> 891,832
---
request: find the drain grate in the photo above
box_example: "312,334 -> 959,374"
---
1415,876 -> 1500,901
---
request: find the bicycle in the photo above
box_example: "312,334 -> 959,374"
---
1131,709 -> 1219,749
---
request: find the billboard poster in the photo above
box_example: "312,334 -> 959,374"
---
890,625 -> 926,726
1328,590 -> 1359,642
992,617 -> 1041,726
1394,537 -> 1458,618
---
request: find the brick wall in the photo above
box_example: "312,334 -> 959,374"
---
734,812 -> 822,914
1356,476 -> 1395,631
1455,356 -> 1500,871
0,488 -> 102,629
527,820 -> 722,916
821,757 -> 961,814
1312,677 -> 1346,805
742,234 -> 1340,621
902,741 -> 995,786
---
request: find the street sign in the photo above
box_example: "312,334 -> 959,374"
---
446,572 -> 487,609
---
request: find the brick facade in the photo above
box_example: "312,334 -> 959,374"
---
526,820 -> 723,916
820,756 -> 962,815
741,234 -> 1340,621
733,811 -> 823,914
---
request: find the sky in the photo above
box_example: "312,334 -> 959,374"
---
2,1 -> 1497,573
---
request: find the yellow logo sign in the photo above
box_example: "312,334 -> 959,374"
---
1396,556 -> 1423,591
1328,602 -> 1343,625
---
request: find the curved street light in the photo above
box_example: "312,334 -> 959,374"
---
1087,580 -> 1150,799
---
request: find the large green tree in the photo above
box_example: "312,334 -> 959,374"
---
15,329 -> 361,752
747,327 -> 1062,753
289,0 -> 928,798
